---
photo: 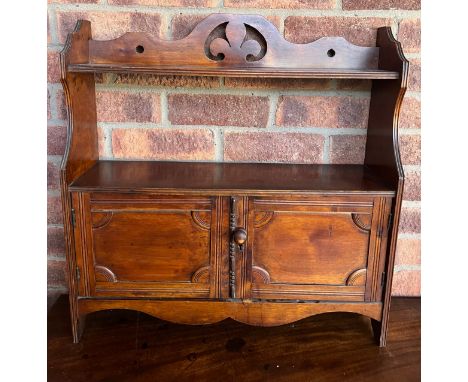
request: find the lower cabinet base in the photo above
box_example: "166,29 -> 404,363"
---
73,299 -> 385,345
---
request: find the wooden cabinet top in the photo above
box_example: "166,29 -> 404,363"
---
70,161 -> 395,196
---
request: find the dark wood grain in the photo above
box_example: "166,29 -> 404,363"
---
246,196 -> 382,302
89,14 -> 379,69
60,19 -> 98,343
69,161 -> 395,195
364,26 -> 409,347
72,194 -> 226,299
59,17 -> 408,347
68,64 -> 399,79
48,296 -> 420,382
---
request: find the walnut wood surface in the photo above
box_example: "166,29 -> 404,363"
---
63,14 -> 400,79
69,64 -> 399,79
78,299 -> 383,325
59,18 -> 408,347
70,161 -> 395,195
60,20 -> 98,343
48,296 -> 420,382
245,196 -> 391,302
364,26 -> 409,347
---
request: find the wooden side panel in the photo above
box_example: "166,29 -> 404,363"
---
364,27 -> 409,346
364,27 -> 408,187
60,20 -> 98,185
59,20 -> 98,343
73,194 -> 229,299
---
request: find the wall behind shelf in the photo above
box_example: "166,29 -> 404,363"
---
47,0 -> 421,299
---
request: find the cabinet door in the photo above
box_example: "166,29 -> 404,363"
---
72,193 -> 229,299
243,196 -> 391,302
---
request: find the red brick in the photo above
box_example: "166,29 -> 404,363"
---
112,128 -> 215,160
329,135 -> 367,164
172,14 -> 213,39
168,94 -> 269,127
398,19 -> 420,53
109,0 -> 217,6
97,127 -> 108,157
49,0 -> 98,3
48,161 -> 61,191
403,170 -> 421,201
276,96 -> 369,128
171,14 -> 280,40
56,11 -> 162,43
48,195 -> 63,225
395,237 -> 420,266
408,58 -> 420,91
399,135 -> 420,165
55,89 -> 67,121
343,0 -> 420,10
225,78 -> 332,90
400,97 -> 420,129
224,0 -> 334,9
96,91 -> 160,123
47,12 -> 51,45
48,50 -> 60,83
47,260 -> 67,288
336,79 -> 372,91
48,227 -> 66,257
284,17 -> 391,46
224,132 -> 324,163
47,89 -> 52,120
48,125 -> 67,156
110,73 -> 220,88
391,270 -> 420,296
399,207 -> 420,234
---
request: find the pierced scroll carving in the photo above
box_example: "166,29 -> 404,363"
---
86,14 -> 380,71
252,266 -> 271,284
91,212 -> 114,230
351,213 -> 372,232
346,268 -> 367,286
191,266 -> 210,283
254,211 -> 274,230
95,265 -> 117,283
190,211 -> 211,231
207,21 -> 267,64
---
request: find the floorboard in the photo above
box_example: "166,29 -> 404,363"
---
48,296 -> 420,382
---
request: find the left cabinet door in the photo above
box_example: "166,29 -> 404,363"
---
71,193 -> 229,299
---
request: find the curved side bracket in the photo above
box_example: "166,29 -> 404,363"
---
363,26 -> 409,347
60,19 -> 98,185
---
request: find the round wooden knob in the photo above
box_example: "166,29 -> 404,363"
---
232,228 -> 247,246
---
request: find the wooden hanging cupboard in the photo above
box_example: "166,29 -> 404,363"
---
60,14 -> 408,346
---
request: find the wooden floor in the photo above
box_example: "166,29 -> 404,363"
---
48,296 -> 420,382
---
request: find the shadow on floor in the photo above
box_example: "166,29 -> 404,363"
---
48,295 -> 420,382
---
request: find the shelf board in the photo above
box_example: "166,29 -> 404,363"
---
69,161 -> 395,195
68,64 -> 399,80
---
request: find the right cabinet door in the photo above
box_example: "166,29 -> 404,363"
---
245,195 -> 392,302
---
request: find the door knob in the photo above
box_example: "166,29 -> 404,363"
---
232,228 -> 247,250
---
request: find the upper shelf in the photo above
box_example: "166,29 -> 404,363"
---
62,14 -> 401,80
68,64 -> 399,79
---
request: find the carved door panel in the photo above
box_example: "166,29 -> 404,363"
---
72,193 -> 229,299
243,196 -> 392,302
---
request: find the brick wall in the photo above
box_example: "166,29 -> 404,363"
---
47,0 -> 421,297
